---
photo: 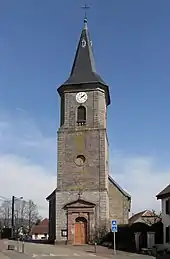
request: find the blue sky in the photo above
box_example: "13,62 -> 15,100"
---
0,0 -> 170,216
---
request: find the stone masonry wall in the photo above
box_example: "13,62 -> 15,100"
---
55,190 -> 109,242
108,180 -> 130,224
62,88 -> 106,129
57,128 -> 108,192
56,86 -> 110,242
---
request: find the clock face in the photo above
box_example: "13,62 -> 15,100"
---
76,92 -> 88,104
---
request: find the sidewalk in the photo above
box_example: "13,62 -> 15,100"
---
0,251 -> 10,259
66,244 -> 155,258
0,240 -> 7,251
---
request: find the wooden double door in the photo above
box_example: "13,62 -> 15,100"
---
74,217 -> 87,245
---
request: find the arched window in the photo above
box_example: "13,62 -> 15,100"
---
77,106 -> 86,125
75,217 -> 87,223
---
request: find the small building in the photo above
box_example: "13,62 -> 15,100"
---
31,218 -> 49,240
129,210 -> 160,226
156,184 -> 170,244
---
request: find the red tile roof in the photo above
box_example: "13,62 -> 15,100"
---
128,210 -> 157,225
31,218 -> 49,235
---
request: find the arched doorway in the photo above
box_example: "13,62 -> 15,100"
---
74,217 -> 87,245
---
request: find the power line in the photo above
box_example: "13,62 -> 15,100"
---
0,195 -> 10,201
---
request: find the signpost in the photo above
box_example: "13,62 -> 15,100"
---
111,220 -> 117,255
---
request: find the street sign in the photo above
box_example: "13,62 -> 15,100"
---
111,220 -> 117,232
111,220 -> 117,255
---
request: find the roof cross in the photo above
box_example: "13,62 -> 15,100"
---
81,4 -> 90,21
78,189 -> 83,200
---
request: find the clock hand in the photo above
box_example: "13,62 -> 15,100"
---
81,95 -> 85,99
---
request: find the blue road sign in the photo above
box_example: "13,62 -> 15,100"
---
111,220 -> 118,232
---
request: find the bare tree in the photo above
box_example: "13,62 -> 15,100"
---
93,221 -> 110,244
14,198 -> 24,231
24,200 -> 40,233
0,198 -> 42,236
15,200 -> 42,235
142,210 -> 162,226
0,200 -> 11,228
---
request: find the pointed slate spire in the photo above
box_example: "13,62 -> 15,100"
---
63,18 -> 106,86
58,18 -> 110,105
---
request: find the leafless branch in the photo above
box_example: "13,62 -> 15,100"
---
142,210 -> 162,226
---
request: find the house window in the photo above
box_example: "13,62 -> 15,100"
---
166,199 -> 170,214
166,226 -> 170,243
77,106 -> 86,125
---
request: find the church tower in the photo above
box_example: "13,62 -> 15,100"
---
56,17 -> 110,244
46,17 -> 131,245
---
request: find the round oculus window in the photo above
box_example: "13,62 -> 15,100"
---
75,155 -> 86,166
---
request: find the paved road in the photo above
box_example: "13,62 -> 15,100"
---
2,241 -> 105,259
0,240 -> 155,259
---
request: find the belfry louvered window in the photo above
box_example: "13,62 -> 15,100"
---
77,106 -> 86,125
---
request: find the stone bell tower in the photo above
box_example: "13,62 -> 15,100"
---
55,17 -> 111,244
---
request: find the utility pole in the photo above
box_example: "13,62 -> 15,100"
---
11,196 -> 23,239
11,196 -> 15,239
7,206 -> 10,227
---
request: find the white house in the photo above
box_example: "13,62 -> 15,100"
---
156,184 -> 170,244
31,218 -> 49,240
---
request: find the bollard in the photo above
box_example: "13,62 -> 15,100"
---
17,239 -> 19,252
21,241 -> 24,253
94,242 -> 97,253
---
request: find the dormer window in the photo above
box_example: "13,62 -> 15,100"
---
77,106 -> 86,126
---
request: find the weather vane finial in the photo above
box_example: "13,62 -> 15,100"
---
81,4 -> 90,26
